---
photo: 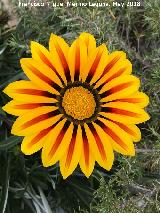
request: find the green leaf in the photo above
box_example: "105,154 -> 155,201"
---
38,187 -> 52,213
0,155 -> 10,213
0,46 -> 6,55
0,136 -> 22,150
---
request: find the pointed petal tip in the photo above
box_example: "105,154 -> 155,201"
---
146,113 -> 150,121
20,58 -> 25,64
139,112 -> 150,123
30,41 -> 39,49
134,135 -> 141,143
85,174 -> 91,178
3,83 -> 15,96
41,159 -> 50,168
30,40 -> 35,46
50,32 -> 54,37
11,128 -> 18,136
62,174 -> 69,180
80,32 -> 93,37
21,142 -> 39,156
41,151 -> 54,168
1,104 -> 12,115
3,87 -> 7,94
2,105 -> 6,111
21,146 -> 32,156
127,148 -> 136,156
50,33 -> 58,39
11,127 -> 21,136
104,164 -> 113,171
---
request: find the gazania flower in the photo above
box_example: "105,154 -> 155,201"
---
3,33 -> 150,179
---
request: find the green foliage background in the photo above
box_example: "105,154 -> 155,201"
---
0,0 -> 160,212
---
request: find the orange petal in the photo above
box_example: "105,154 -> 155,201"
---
21,126 -> 53,155
84,122 -> 114,170
111,121 -> 141,142
81,44 -> 108,84
117,92 -> 149,108
96,118 -> 135,155
79,32 -> 96,56
42,119 -> 74,167
95,58 -> 132,90
11,106 -> 62,136
2,100 -> 55,116
31,40 -> 67,84
3,81 -> 57,104
100,101 -> 150,124
79,125 -> 95,178
49,34 -> 70,84
60,125 -> 83,179
99,75 -> 140,103
20,58 -> 63,95
68,38 -> 87,82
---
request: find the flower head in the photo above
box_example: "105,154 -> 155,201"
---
3,33 -> 150,179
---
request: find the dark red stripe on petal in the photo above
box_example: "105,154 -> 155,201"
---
14,103 -> 43,109
101,107 -> 110,113
97,68 -> 127,92
101,55 -> 121,77
28,65 -> 52,84
27,126 -> 53,148
54,42 -> 71,83
27,64 -> 61,92
110,82 -> 134,94
94,119 -> 128,150
93,56 -> 124,88
55,42 -> 68,71
99,90 -> 111,99
86,51 -> 102,83
100,82 -> 134,99
38,50 -> 55,71
65,68 -> 72,83
82,126 -> 89,167
88,123 -> 107,161
65,125 -> 78,168
95,82 -> 105,92
48,121 -> 70,158
112,121 -> 137,138
109,108 -> 141,117
95,68 -> 126,92
106,67 -> 127,83
119,98 -> 143,104
14,103 -> 55,110
101,106 -> 140,117
74,45 -> 80,81
37,49 -> 65,84
15,89 -> 57,99
15,89 -> 43,96
21,109 -> 59,129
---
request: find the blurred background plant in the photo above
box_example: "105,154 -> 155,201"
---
0,0 -> 160,212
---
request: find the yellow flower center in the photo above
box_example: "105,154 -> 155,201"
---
62,86 -> 96,120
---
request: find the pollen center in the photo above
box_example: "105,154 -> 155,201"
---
62,86 -> 96,120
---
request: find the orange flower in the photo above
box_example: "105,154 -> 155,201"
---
3,33 -> 150,179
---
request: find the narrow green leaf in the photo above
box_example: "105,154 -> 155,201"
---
0,47 -> 6,55
38,187 -> 52,213
0,136 -> 22,150
0,155 -> 10,213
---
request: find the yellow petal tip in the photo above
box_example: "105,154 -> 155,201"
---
3,88 -> 8,94
62,175 -> 68,180
30,41 -> 39,49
